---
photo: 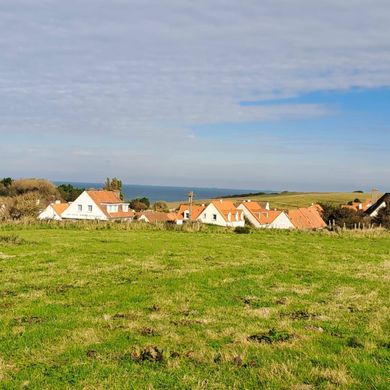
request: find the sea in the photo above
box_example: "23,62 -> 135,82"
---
54,182 -> 272,203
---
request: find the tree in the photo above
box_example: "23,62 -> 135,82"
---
1,177 -> 13,187
129,200 -> 148,212
153,201 -> 169,212
103,177 -> 123,199
374,206 -> 390,229
319,203 -> 368,228
139,197 -> 150,208
57,184 -> 84,202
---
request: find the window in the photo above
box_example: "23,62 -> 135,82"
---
122,204 -> 128,212
108,205 -> 118,212
77,204 -> 82,212
203,213 -> 206,219
212,214 -> 217,221
88,205 -> 92,212
185,212 -> 190,219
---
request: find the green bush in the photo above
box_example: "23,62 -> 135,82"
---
234,226 -> 251,234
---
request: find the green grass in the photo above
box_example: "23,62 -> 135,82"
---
169,192 -> 372,210
0,224 -> 389,389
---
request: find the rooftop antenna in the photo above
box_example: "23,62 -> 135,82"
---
188,191 -> 194,221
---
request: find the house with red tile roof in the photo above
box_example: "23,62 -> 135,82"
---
342,199 -> 373,212
61,190 -> 134,221
198,199 -> 244,227
287,205 -> 327,229
137,210 -> 177,223
176,204 -> 206,225
237,200 -> 294,229
38,201 -> 70,221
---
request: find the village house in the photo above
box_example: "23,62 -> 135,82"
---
38,201 -> 69,221
364,193 -> 390,217
176,204 -> 206,225
137,210 -> 177,223
342,199 -> 373,212
60,190 -> 134,221
287,206 -> 327,229
237,200 -> 294,229
197,199 -> 245,227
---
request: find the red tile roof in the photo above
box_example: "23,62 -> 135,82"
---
86,190 -> 133,219
87,190 -> 122,204
137,210 -> 176,223
241,202 -> 282,224
211,200 -> 243,222
177,204 -> 206,220
51,203 -> 69,216
287,206 -> 326,229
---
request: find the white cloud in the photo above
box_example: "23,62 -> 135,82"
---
0,0 -> 389,188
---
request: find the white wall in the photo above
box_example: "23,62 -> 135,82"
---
269,212 -> 295,229
199,203 -> 244,227
61,192 -> 107,220
237,204 -> 261,228
38,205 -> 62,221
369,201 -> 386,217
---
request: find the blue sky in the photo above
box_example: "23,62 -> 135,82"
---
1,0 -> 389,191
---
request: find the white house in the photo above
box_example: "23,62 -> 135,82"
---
176,204 -> 206,225
61,190 -> 134,221
364,193 -> 389,217
237,200 -> 294,229
38,201 -> 69,221
198,199 -> 244,227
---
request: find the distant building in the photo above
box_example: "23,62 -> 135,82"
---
364,193 -> 390,217
342,199 -> 373,212
137,210 -> 177,223
287,206 -> 327,229
237,200 -> 294,229
61,190 -> 134,221
38,201 -> 69,221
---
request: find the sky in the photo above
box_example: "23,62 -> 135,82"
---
1,0 -> 389,191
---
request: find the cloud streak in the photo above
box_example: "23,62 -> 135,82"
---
1,0 -> 390,189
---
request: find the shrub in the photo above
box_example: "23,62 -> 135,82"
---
153,201 -> 169,212
320,203 -> 369,229
234,226 -> 251,234
374,206 -> 390,229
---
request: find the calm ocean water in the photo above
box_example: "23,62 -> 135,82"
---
55,182 -> 270,203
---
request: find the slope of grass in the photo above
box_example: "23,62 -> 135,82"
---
0,225 -> 389,388
169,192 -> 372,210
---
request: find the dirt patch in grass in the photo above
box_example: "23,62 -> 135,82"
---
127,346 -> 164,363
248,328 -> 293,344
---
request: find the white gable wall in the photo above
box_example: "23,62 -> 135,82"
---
268,212 -> 295,229
237,203 -> 262,228
61,191 -> 107,220
369,201 -> 386,217
38,205 -> 62,221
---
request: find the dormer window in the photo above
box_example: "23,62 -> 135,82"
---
107,205 -> 118,213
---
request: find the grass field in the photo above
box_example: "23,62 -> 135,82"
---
168,192 -> 372,210
0,224 -> 389,389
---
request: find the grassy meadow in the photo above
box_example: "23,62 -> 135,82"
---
0,223 -> 389,389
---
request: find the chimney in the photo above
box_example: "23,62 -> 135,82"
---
220,199 -> 223,203
55,200 -> 61,204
